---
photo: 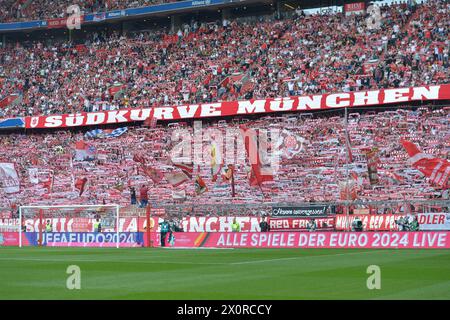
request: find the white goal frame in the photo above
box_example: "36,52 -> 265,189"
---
19,204 -> 120,248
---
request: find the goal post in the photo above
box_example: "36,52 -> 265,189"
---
19,204 -> 121,248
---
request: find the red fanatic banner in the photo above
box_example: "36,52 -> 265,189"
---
24,84 -> 450,129
166,232 -> 450,249
269,217 -> 335,231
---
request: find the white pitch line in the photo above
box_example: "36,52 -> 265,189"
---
0,257 -> 229,266
230,250 -> 379,265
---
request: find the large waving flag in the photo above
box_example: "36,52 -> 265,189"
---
195,175 -> 208,195
241,127 -> 274,187
133,153 -> 146,165
345,130 -> 353,163
363,147 -> 379,185
108,83 -> 126,99
141,165 -> 164,184
401,139 -> 450,189
173,162 -> 193,179
74,177 -> 88,196
164,171 -> 190,187
0,163 -> 20,194
0,94 -> 22,109
74,141 -> 96,161
85,127 -> 128,139
42,174 -> 54,194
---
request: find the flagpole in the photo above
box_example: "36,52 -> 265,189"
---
344,106 -> 350,232
231,165 -> 236,198
70,155 -> 75,192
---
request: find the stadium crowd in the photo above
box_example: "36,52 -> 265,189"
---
0,106 -> 448,212
0,0 -> 176,22
0,0 -> 449,118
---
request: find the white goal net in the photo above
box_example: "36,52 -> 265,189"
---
18,205 -> 126,248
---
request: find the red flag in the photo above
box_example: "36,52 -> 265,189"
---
173,162 -> 193,179
195,175 -> 207,195
42,175 -> 53,194
133,153 -> 146,164
222,165 -> 233,182
339,180 -> 358,200
0,94 -> 22,109
345,131 -> 353,163
385,170 -> 405,184
363,147 -> 379,185
241,127 -> 273,187
75,178 -> 88,196
401,139 -> 450,189
108,83 -> 125,99
141,165 -> 163,184
164,172 -> 189,187
401,139 -> 422,157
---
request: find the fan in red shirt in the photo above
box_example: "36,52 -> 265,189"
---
139,185 -> 149,208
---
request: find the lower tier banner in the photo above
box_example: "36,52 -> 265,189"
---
2,214 -> 448,233
162,231 -> 450,249
0,232 -> 144,247
2,231 -> 449,248
0,232 -> 22,246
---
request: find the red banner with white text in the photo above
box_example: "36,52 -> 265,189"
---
165,232 -> 450,249
344,2 -> 365,15
335,214 -> 402,231
2,214 -> 449,233
24,84 -> 450,129
269,217 -> 335,231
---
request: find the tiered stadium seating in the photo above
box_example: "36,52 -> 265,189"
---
0,1 -> 448,118
0,106 -> 448,210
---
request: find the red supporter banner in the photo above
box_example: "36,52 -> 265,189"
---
24,84 -> 450,129
166,232 -> 450,249
334,213 -> 450,231
47,18 -> 68,29
0,232 -> 21,246
269,217 -> 335,231
8,216 -> 263,233
335,214 -> 401,231
344,2 -> 365,13
2,214 -> 449,233
47,16 -> 84,29
418,213 -> 450,230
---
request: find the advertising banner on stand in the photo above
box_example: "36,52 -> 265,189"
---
272,206 -> 330,217
160,231 -> 450,249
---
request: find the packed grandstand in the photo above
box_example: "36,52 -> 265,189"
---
0,0 -> 448,220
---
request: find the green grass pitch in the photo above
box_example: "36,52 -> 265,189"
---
0,247 -> 449,300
